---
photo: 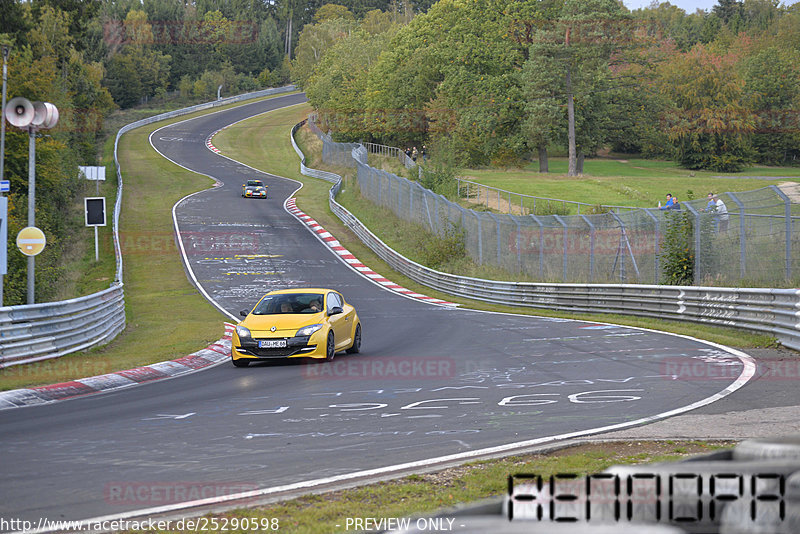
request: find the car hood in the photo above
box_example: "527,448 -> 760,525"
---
243,313 -> 325,332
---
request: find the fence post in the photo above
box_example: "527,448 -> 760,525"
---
476,211 -> 483,265
727,192 -> 747,279
486,212 -> 502,265
641,208 -> 660,284
437,195 -> 443,231
396,175 -> 402,215
423,190 -> 435,232
770,185 -> 792,280
530,214 -> 544,279
579,214 -> 595,282
609,211 -> 641,283
409,181 -> 413,220
553,214 -> 568,281
511,215 -> 522,272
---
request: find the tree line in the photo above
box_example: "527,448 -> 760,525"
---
297,0 -> 800,174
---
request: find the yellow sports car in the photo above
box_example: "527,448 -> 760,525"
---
232,288 -> 361,367
242,179 -> 267,198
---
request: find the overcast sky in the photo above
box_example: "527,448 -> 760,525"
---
622,0 -> 800,14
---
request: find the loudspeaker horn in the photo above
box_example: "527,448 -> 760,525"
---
42,102 -> 59,129
4,96 -> 34,128
31,101 -> 47,127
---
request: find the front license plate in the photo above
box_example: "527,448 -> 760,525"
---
259,339 -> 287,348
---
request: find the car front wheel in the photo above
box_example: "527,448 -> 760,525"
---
325,331 -> 335,361
232,358 -> 249,367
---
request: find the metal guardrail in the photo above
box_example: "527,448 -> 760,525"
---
0,86 -> 296,368
291,120 -> 800,352
0,285 -> 125,367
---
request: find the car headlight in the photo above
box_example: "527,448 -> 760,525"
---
296,324 -> 323,337
236,326 -> 252,338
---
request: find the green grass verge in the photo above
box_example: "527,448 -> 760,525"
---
0,92 -> 299,391
214,108 -> 776,350
460,158 -> 799,212
129,440 -> 732,534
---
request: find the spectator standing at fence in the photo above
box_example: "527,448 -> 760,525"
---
421,145 -> 427,162
705,193 -> 716,212
405,147 -> 412,161
714,195 -> 729,232
412,146 -> 418,162
659,193 -> 676,210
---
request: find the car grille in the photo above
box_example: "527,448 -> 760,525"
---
236,336 -> 314,358
251,347 -> 301,357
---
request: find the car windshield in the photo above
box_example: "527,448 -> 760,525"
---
252,293 -> 325,315
246,180 -> 263,187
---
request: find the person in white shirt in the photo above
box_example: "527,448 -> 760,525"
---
713,195 -> 729,232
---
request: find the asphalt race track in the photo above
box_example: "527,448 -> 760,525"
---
0,93 -> 756,527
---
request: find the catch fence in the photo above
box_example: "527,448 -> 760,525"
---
315,125 -> 799,288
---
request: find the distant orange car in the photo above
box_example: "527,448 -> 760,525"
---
242,179 -> 267,198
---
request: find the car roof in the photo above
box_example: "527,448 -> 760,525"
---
246,180 -> 264,185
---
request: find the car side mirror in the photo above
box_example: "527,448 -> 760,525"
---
328,306 -> 343,316
239,310 -> 249,317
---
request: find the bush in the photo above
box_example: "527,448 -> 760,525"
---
414,217 -> 466,269
583,204 -> 612,215
532,201 -> 570,216
659,210 -> 694,285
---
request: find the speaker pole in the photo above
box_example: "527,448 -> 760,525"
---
27,126 -> 35,304
0,45 -> 9,306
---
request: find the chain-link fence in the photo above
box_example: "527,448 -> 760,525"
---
313,126 -> 799,287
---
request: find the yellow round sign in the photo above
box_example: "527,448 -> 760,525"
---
17,226 -> 46,256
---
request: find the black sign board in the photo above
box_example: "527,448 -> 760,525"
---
85,197 -> 106,226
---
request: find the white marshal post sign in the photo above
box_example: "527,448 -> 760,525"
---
79,165 -> 105,195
